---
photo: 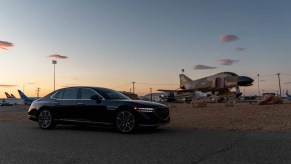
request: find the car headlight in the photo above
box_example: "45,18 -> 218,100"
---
134,107 -> 154,113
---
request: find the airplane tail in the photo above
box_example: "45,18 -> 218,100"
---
18,90 -> 29,99
5,92 -> 12,98
179,74 -> 193,89
11,94 -> 16,98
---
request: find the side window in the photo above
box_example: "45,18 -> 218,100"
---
52,90 -> 64,99
62,88 -> 79,99
80,88 -> 97,99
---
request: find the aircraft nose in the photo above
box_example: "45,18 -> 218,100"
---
237,76 -> 254,86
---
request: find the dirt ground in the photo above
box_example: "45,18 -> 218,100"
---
1,102 -> 291,132
165,101 -> 291,132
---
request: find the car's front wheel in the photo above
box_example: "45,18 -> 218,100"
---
115,110 -> 137,133
38,109 -> 56,129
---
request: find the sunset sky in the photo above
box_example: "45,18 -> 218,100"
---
1,0 -> 291,98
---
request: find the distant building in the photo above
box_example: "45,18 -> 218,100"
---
141,92 -> 170,102
119,91 -> 139,100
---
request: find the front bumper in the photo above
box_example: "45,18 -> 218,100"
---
28,115 -> 37,121
136,108 -> 170,126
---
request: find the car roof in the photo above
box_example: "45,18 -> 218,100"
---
56,86 -> 112,91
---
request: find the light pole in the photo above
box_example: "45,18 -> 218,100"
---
36,88 -> 40,99
23,83 -> 25,93
257,74 -> 260,97
132,82 -> 135,94
150,88 -> 152,102
52,60 -> 57,91
277,73 -> 282,97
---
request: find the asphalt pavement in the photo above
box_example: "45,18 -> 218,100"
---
0,121 -> 291,164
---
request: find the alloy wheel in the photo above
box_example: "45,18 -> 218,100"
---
116,111 -> 136,133
38,110 -> 53,129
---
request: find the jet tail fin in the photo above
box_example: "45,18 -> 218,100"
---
179,74 -> 193,89
11,94 -> 16,98
18,90 -> 29,99
5,92 -> 12,98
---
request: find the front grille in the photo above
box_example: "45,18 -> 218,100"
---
154,107 -> 169,120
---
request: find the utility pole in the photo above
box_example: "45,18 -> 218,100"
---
132,82 -> 135,94
36,88 -> 40,99
150,88 -> 152,102
277,73 -> 282,97
257,74 -> 260,97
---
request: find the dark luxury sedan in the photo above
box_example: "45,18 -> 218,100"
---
28,86 -> 170,133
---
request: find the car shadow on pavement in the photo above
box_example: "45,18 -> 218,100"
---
49,124 -> 171,135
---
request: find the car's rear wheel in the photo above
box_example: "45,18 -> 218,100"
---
38,109 -> 56,129
116,110 -> 137,133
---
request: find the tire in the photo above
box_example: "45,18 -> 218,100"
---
115,110 -> 137,133
38,109 -> 56,130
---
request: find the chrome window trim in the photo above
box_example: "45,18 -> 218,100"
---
50,87 -> 106,100
79,88 -> 105,100
50,90 -> 63,99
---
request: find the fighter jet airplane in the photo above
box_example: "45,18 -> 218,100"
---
158,72 -> 254,100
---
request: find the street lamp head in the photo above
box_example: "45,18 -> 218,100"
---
52,60 -> 57,64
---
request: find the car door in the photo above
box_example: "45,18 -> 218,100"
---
55,88 -> 82,120
78,88 -> 108,123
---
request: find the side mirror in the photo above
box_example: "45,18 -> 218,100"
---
90,95 -> 102,104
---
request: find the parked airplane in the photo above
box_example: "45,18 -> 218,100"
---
1,92 -> 24,105
4,92 -> 17,98
5,92 -> 12,98
158,72 -> 254,100
17,90 -> 37,105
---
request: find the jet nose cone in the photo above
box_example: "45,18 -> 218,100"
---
237,76 -> 254,86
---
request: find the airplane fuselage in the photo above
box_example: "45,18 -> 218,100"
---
158,72 -> 254,100
180,72 -> 253,93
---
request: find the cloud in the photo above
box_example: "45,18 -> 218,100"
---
193,65 -> 217,70
219,59 -> 240,65
0,41 -> 13,50
0,84 -> 17,87
219,34 -> 239,42
48,54 -> 68,59
236,47 -> 246,51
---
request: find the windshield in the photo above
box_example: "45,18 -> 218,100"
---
94,88 -> 130,100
